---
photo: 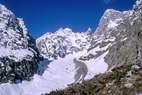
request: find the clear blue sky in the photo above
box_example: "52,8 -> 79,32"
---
0,0 -> 136,38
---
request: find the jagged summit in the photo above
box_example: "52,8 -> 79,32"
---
94,8 -> 133,39
85,27 -> 92,34
0,4 -> 11,13
95,9 -> 122,36
36,27 -> 92,60
0,4 -> 14,19
104,9 -> 122,16
134,0 -> 142,10
55,27 -> 73,35
62,28 -> 72,32
133,0 -> 142,18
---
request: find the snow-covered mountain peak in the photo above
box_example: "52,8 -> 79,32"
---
0,4 -> 13,17
55,27 -> 73,35
102,9 -> 123,21
0,4 -> 8,11
63,28 -> 72,32
94,8 -> 131,38
36,28 -> 93,60
133,0 -> 142,17
86,27 -> 92,33
135,0 -> 142,7
104,9 -> 121,15
0,4 -> 15,29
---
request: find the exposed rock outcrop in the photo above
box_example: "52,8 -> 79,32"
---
0,4 -> 41,83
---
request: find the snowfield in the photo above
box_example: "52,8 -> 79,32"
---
0,47 -> 34,61
0,47 -> 108,95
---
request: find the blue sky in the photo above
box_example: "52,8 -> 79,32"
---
0,0 -> 136,38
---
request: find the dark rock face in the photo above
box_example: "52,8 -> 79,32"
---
0,4 -> 41,83
0,57 -> 38,83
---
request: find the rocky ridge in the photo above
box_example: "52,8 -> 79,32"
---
0,4 -> 41,83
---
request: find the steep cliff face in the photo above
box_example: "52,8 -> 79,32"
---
105,0 -> 142,70
95,9 -> 132,38
0,4 -> 41,83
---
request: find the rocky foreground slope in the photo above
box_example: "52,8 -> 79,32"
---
46,64 -> 142,95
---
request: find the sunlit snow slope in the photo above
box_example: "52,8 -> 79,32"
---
0,46 -> 108,95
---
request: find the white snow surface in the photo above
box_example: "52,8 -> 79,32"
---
0,47 -> 34,61
107,20 -> 118,28
0,4 -> 35,62
0,46 -> 108,95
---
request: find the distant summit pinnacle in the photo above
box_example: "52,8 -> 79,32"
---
0,4 -> 8,11
134,0 -> 142,11
86,27 -> 92,32
55,28 -> 72,35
